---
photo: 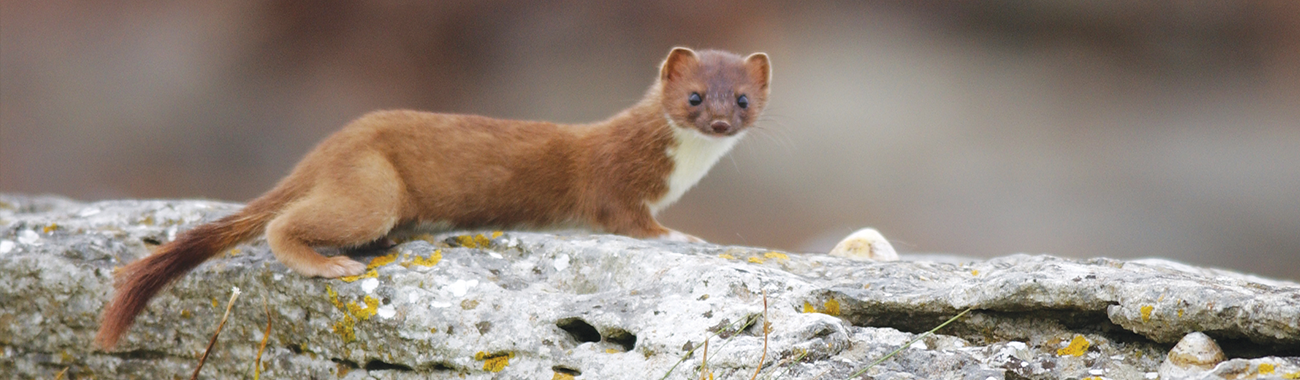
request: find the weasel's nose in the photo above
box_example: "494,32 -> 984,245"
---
710,121 -> 732,135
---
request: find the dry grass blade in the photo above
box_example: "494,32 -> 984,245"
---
254,295 -> 272,379
699,338 -> 712,380
845,307 -> 974,379
658,314 -> 756,380
192,286 -> 241,380
748,288 -> 769,380
53,367 -> 68,380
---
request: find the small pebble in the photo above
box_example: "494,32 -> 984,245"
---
829,228 -> 898,261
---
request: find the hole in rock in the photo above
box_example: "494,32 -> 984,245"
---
552,365 -> 582,376
556,317 -> 601,343
606,328 -> 638,351
364,360 -> 414,371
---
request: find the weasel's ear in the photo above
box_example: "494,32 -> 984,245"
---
660,47 -> 698,82
744,52 -> 771,92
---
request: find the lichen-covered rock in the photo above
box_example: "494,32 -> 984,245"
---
1,194 -> 1299,379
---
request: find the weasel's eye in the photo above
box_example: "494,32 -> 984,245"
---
688,92 -> 703,106
737,95 -> 749,109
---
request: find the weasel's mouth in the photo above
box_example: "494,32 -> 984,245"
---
695,126 -> 742,138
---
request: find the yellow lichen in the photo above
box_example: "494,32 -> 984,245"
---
718,254 -> 736,260
180,309 -> 192,319
605,348 -> 619,354
747,257 -> 765,264
802,299 -> 841,316
211,298 -> 218,308
430,327 -> 438,334
410,249 -> 443,267
340,269 -> 378,283
822,299 -> 841,316
491,231 -> 503,239
475,351 -> 512,372
1259,363 -> 1275,374
763,251 -> 788,260
346,296 -> 379,320
1178,308 -> 1184,318
552,373 -> 575,380
368,253 -> 398,269
1141,305 -> 1154,323
1057,335 -> 1090,357
43,224 -> 58,233
333,314 -> 357,343
1283,371 -> 1300,379
971,270 -> 979,276
457,234 -> 493,248
327,285 -> 345,310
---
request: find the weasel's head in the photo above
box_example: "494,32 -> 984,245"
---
657,47 -> 771,138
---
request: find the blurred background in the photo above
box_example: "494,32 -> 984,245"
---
2,1 -> 1297,280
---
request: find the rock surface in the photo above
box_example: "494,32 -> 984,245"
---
1,194 -> 1298,379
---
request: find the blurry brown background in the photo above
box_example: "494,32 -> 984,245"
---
3,1 -> 1298,280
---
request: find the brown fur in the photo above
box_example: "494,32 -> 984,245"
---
96,47 -> 771,349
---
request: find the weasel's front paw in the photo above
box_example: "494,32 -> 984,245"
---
829,228 -> 898,261
319,256 -> 368,278
657,229 -> 706,243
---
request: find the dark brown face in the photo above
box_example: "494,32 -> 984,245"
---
659,48 -> 771,137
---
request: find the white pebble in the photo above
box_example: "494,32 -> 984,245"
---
17,230 -> 39,245
554,254 -> 571,271
828,228 -> 898,261
0,240 -> 13,255
448,279 -> 478,297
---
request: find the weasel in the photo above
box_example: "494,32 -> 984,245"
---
96,47 -> 771,349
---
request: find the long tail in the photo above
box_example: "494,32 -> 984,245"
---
95,190 -> 289,349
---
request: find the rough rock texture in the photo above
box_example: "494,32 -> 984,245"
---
1,194 -> 1298,379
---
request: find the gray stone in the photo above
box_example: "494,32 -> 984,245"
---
1,194 -> 1298,379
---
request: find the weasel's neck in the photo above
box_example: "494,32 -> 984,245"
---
646,113 -> 744,215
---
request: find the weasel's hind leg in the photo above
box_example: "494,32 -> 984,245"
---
267,194 -> 401,277
266,159 -> 405,278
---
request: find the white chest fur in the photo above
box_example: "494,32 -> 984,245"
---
647,117 -> 744,214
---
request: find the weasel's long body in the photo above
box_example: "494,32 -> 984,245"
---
96,47 -> 771,349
